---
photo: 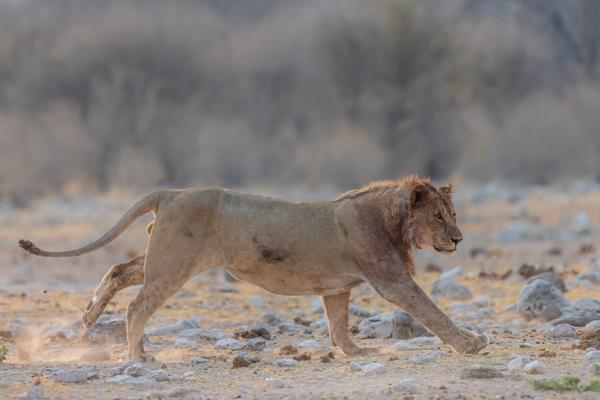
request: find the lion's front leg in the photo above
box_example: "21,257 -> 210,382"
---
322,291 -> 363,355
364,270 -> 487,354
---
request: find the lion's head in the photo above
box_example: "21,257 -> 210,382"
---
408,181 -> 462,253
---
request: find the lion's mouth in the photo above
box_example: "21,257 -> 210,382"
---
434,245 -> 457,253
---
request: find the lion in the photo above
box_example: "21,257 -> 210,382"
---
19,175 -> 488,362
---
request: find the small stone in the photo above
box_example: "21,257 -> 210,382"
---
179,328 -> 228,341
431,276 -> 473,301
262,311 -> 283,326
589,363 -> 600,375
243,338 -> 266,351
311,299 -> 324,313
586,350 -> 600,362
584,320 -> 600,335
189,356 -> 209,365
124,363 -> 148,377
553,299 -> 600,326
53,369 -> 89,384
276,358 -> 298,367
83,315 -> 127,344
175,337 -> 198,349
268,378 -> 286,388
523,360 -> 545,374
150,369 -> 170,382
349,305 -> 371,318
235,327 -> 271,340
128,377 -> 156,388
409,350 -> 444,364
278,345 -> 298,355
361,363 -> 385,375
573,212 -> 590,234
250,297 -> 267,308
517,280 -> 569,321
508,356 -> 531,371
349,362 -> 363,371
106,375 -> 131,384
233,352 -> 253,368
357,310 -> 428,339
461,365 -> 504,379
525,272 -> 567,293
320,352 -> 335,363
546,324 -> 577,338
297,339 -> 320,350
18,386 -> 45,399
215,338 -> 244,350
146,317 -> 201,337
392,378 -> 421,393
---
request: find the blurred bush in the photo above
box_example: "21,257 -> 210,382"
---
0,0 -> 599,200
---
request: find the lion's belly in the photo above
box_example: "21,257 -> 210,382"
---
227,262 -> 363,296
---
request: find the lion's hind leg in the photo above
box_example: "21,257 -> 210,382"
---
323,291 -> 364,355
83,254 -> 145,328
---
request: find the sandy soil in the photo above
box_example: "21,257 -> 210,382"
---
0,184 -> 599,399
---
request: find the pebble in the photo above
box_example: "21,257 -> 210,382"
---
215,338 -> 244,350
584,320 -> 600,335
431,277 -> 473,301
546,324 -> 577,338
507,356 -> 531,371
17,387 -> 45,399
233,352 -> 255,368
262,311 -> 283,326
243,338 -> 266,351
167,387 -> 203,398
146,317 -> 202,337
392,378 -> 421,393
523,360 -> 545,374
553,299 -> 600,326
297,339 -> 321,350
150,369 -> 170,382
461,365 -> 504,379
52,369 -> 90,384
357,310 -> 428,339
276,358 -> 299,367
589,363 -> 600,375
361,363 -> 385,375
124,363 -> 148,377
517,280 -> 569,321
268,378 -> 286,388
585,350 -> 600,362
409,350 -> 444,364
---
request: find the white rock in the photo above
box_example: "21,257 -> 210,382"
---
53,369 -> 88,384
392,336 -> 441,350
517,280 -> 569,321
146,317 -> 202,336
297,339 -> 320,350
267,378 -> 286,388
546,324 -> 577,338
409,350 -> 444,364
243,338 -> 266,351
589,363 -> 600,375
106,375 -> 131,384
439,267 -> 464,281
215,338 -> 243,350
167,387 -> 202,398
150,369 -> 169,382
586,350 -> 600,362
392,378 -> 421,393
349,362 -> 363,371
17,387 -> 45,399
361,363 -> 385,375
573,212 -> 590,234
523,360 -> 545,374
124,363 -> 148,377
507,356 -> 531,371
276,358 -> 298,367
311,299 -> 324,313
127,377 -> 156,388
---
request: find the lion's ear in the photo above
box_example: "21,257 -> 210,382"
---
440,184 -> 454,196
410,183 -> 430,208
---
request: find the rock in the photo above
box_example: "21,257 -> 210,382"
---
361,363 -> 385,375
179,328 -> 228,341
448,304 -> 495,321
589,363 -> 600,375
297,339 -> 321,351
586,350 -> 600,362
150,369 -> 170,382
233,352 -> 258,368
517,280 -> 569,321
472,296 -> 491,308
215,338 -> 243,350
392,378 -> 421,393
439,267 -> 464,281
349,362 -> 363,371
106,375 -> 131,384
357,311 -> 429,339
128,377 -> 157,388
189,357 -> 209,365
461,365 -> 504,379
175,337 -> 198,349
268,378 -> 286,388
243,338 -> 266,351
276,358 -> 299,367
545,324 -> 577,338
523,360 -> 545,374
525,273 -> 567,293
52,368 -> 89,384
235,327 -> 271,340
392,336 -> 442,350
146,317 -> 201,337
250,297 -> 267,308
310,318 -> 329,336
276,321 -> 306,332
262,311 -> 283,326
124,363 -> 148,377
83,315 -> 127,344
18,387 -> 45,399
43,321 -> 81,341
278,345 -> 298,355
409,350 -> 444,364
508,356 -> 531,371
552,299 -> 600,326
570,260 -> 600,287
583,320 -> 600,335
167,387 -> 203,398
209,284 -> 239,293
431,276 -> 473,301
320,352 -> 335,363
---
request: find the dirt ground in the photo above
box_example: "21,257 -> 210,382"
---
0,183 -> 599,399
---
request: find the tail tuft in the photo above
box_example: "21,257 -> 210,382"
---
19,239 -> 40,255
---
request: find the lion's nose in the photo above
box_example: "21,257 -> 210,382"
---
451,236 -> 463,245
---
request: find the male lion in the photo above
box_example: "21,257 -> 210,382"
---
19,175 -> 488,361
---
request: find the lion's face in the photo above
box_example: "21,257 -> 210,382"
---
410,183 -> 463,253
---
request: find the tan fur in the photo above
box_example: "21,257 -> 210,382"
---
19,176 -> 487,361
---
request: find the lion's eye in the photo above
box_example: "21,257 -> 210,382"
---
435,213 -> 444,222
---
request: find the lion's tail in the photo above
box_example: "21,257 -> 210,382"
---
18,191 -> 164,258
